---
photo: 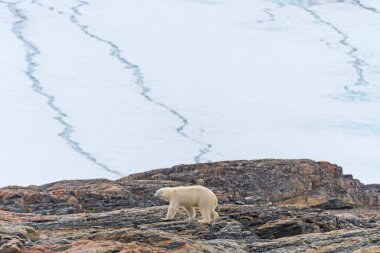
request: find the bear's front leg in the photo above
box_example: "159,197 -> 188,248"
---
184,206 -> 196,221
164,202 -> 179,220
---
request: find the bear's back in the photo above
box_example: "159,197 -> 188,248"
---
173,185 -> 216,206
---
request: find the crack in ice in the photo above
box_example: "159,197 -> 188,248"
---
351,0 -> 380,14
299,4 -> 371,101
258,3 -> 284,24
67,0 -> 214,163
258,8 -> 276,23
1,0 -> 123,177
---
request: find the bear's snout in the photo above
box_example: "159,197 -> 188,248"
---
154,191 -> 160,197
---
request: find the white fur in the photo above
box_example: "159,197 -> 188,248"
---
154,185 -> 219,224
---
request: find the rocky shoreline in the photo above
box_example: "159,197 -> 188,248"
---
0,159 -> 379,252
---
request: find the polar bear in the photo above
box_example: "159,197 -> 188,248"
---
154,185 -> 218,224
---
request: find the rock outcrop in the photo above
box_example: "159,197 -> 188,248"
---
0,159 -> 379,252
1,159 -> 378,215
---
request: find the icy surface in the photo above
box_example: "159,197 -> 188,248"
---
0,0 -> 379,186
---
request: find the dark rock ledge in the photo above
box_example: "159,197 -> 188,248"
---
0,159 -> 379,252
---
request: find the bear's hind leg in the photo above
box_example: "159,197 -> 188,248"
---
184,206 -> 196,220
199,209 -> 211,224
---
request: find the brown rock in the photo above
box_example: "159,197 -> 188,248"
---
353,246 -> 380,253
249,227 -> 380,253
256,219 -> 304,239
129,159 -> 379,209
0,159 -> 379,252
0,237 -> 22,253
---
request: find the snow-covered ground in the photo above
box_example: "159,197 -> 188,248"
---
1,0 -> 379,186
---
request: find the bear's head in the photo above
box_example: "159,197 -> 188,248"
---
154,187 -> 172,201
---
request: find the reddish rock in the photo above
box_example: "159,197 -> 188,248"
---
318,161 -> 343,178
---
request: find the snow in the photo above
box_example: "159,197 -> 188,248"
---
0,0 -> 379,186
